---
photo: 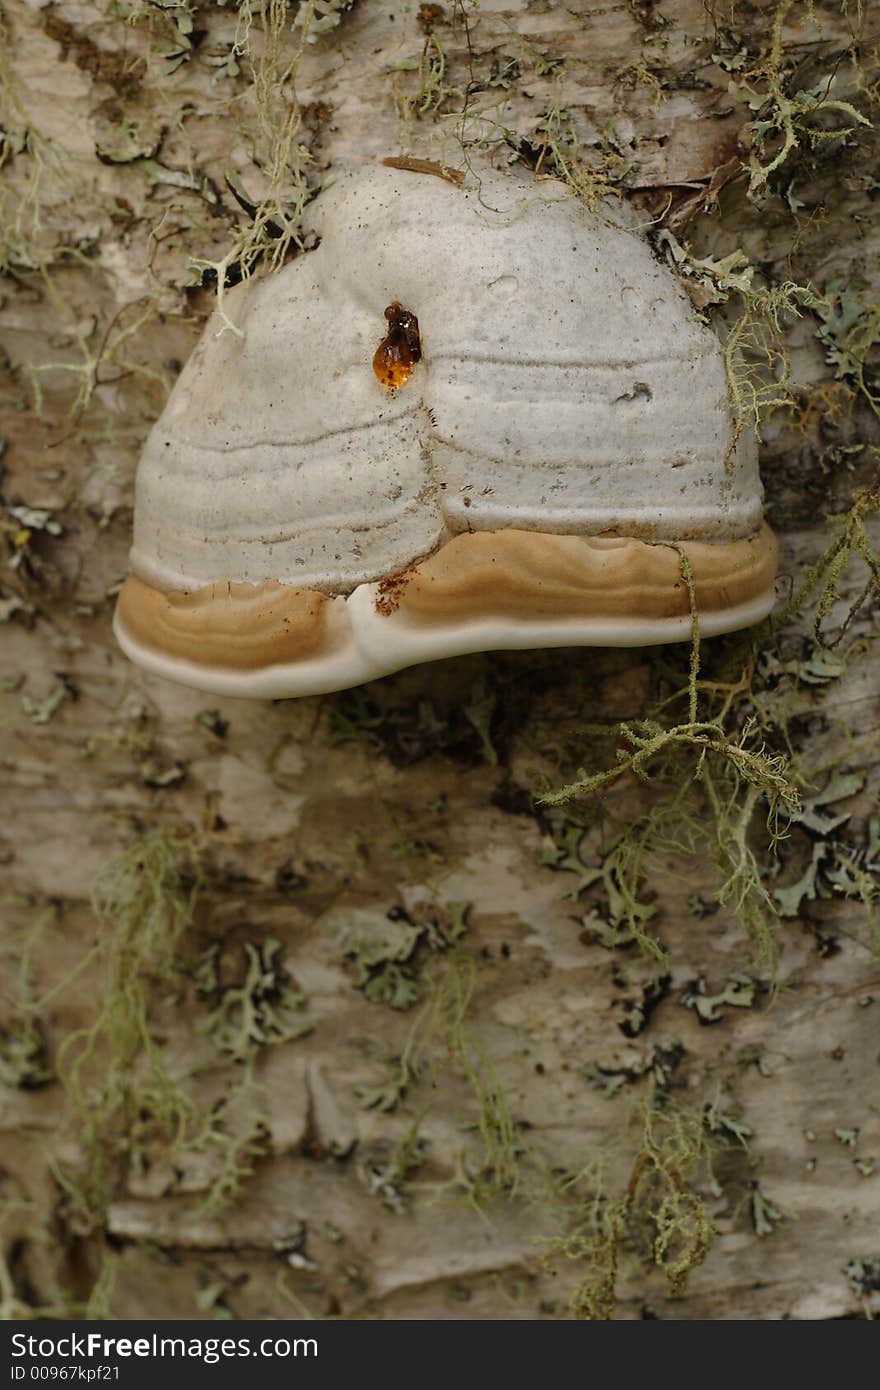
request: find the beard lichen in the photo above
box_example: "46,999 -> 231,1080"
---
537,548 -> 802,970
732,0 -> 871,201
52,829 -> 305,1245
541,1093 -> 718,1319
188,0 -> 320,335
3,0 -> 879,1324
430,953 -> 522,1206
353,946 -> 522,1212
55,829 -> 200,1225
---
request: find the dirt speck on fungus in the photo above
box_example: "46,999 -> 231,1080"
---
375,566 -> 417,615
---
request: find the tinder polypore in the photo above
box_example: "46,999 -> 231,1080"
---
114,160 -> 778,698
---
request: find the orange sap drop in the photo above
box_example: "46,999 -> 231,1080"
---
372,301 -> 421,391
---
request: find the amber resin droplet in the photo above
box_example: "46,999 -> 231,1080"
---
372,301 -> 421,390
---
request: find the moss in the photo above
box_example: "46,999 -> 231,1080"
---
447,958 -> 521,1201
722,279 -> 823,451
360,1113 -> 431,1213
12,257 -> 168,423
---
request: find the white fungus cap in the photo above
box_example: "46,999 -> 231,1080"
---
115,159 -> 777,698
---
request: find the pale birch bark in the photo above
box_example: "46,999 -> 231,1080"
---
1,0 -> 879,1320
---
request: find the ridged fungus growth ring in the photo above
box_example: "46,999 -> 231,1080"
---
113,160 -> 779,699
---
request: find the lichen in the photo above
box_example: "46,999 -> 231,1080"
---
536,474 -> 880,974
196,937 -> 311,1061
4,0 -> 880,1322
731,0 -> 870,201
187,1064 -> 271,1217
750,1183 -> 788,1236
189,0 -> 319,332
543,1096 -> 718,1318
353,946 -> 521,1210
434,954 -> 522,1204
346,901 -> 470,1011
56,829 -> 199,1222
0,905 -> 54,1090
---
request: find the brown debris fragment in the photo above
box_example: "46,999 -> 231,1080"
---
381,156 -> 465,186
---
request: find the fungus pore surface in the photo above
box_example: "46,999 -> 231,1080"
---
114,161 -> 778,698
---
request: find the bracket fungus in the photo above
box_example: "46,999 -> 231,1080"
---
115,161 -> 778,698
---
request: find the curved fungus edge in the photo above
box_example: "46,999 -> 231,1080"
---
115,524 -> 778,681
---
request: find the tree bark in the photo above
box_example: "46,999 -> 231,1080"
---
1,0 -> 879,1319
